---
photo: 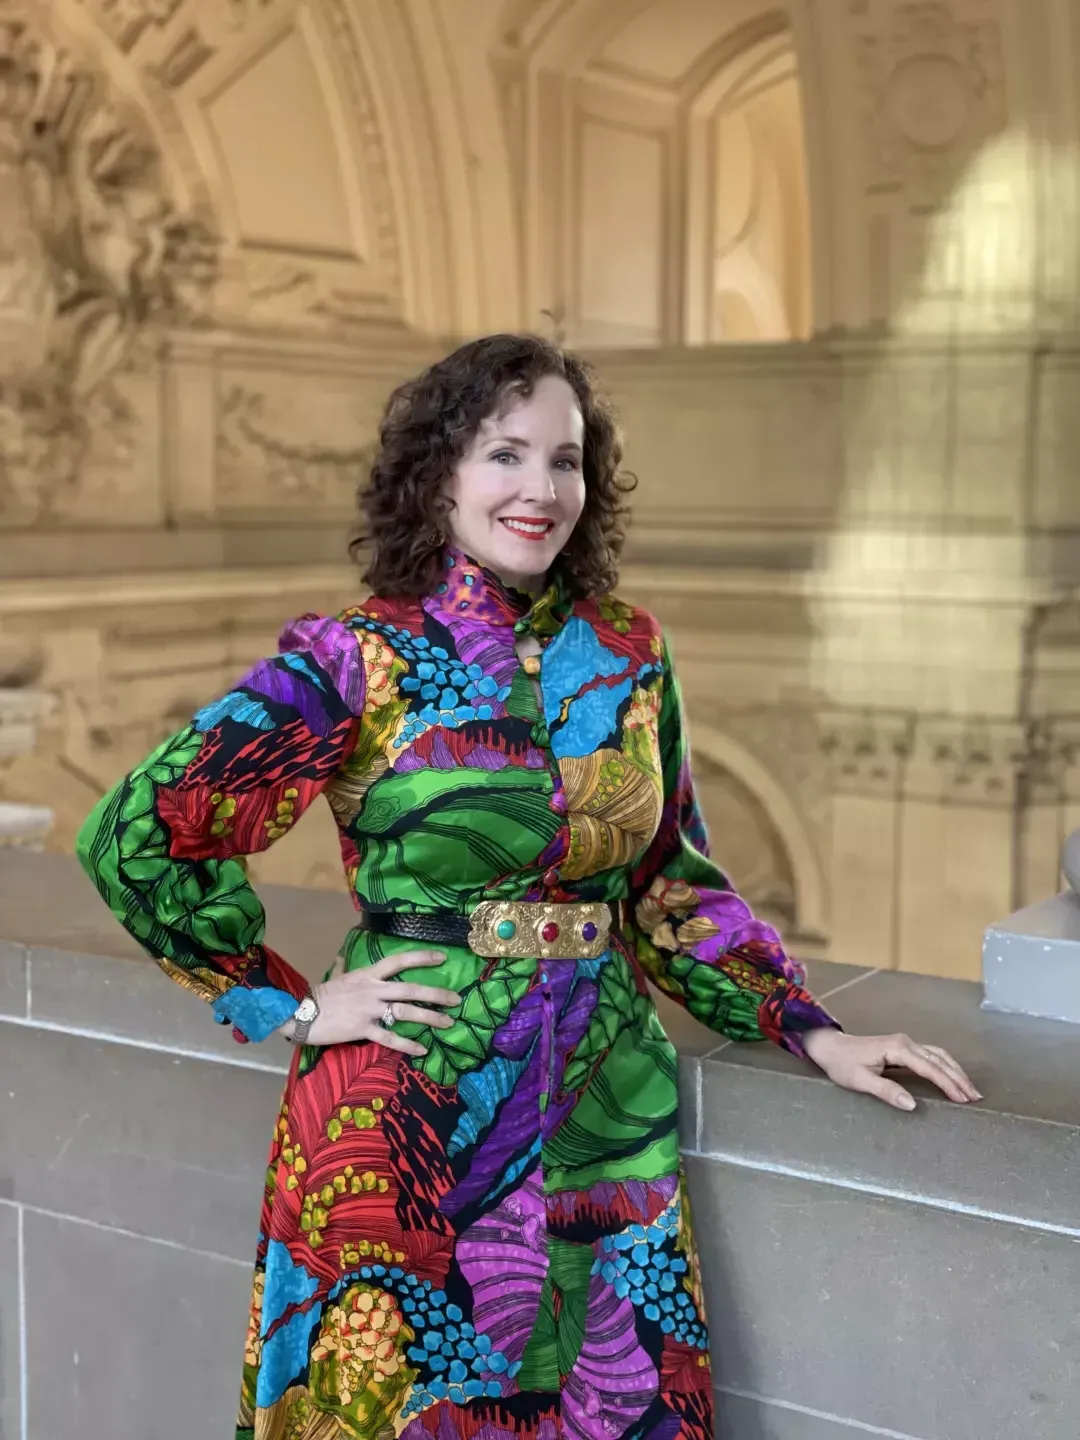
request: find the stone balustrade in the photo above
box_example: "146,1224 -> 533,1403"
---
1,850 -> 1077,1440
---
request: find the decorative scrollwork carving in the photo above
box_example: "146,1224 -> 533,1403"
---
851,0 -> 1006,208
96,0 -> 186,55
818,709 -> 915,798
0,10 -> 219,525
216,386 -> 376,507
907,716 -> 1029,805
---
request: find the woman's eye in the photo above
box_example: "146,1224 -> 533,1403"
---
491,450 -> 518,465
553,457 -> 581,472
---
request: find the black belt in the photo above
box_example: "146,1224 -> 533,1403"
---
362,900 -> 619,960
364,911 -> 473,948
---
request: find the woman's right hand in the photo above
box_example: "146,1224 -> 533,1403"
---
284,950 -> 461,1056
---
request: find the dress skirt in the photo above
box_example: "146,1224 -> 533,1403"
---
236,943 -> 715,1440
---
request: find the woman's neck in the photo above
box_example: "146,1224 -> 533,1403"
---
453,549 -> 546,598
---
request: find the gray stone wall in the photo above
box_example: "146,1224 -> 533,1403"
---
1,853 -> 1078,1439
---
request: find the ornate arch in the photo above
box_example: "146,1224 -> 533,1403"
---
498,0 -> 657,70
687,721 -> 829,939
682,13 -> 813,341
44,0 -> 497,337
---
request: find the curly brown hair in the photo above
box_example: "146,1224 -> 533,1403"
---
352,333 -> 635,598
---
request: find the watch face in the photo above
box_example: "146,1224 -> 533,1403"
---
295,996 -> 318,1024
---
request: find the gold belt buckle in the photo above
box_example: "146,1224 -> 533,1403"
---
467,900 -> 611,960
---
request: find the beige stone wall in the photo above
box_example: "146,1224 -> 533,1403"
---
3,0 -> 1080,981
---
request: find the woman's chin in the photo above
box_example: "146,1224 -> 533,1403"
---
486,538 -> 560,584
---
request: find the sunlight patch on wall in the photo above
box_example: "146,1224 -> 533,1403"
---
808,130 -> 1075,717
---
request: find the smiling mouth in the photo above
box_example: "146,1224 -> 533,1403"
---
500,518 -> 555,539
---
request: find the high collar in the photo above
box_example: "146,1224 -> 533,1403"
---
427,547 -> 571,637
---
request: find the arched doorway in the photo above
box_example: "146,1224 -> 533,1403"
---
499,0 -> 815,344
684,19 -> 812,341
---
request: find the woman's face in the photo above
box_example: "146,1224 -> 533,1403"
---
443,374 -> 586,591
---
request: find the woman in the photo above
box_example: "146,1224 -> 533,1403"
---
77,334 -> 979,1440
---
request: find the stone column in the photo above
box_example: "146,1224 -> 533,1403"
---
818,710 -> 914,970
898,718 -> 1027,979
160,332 -> 219,525
1064,829 -> 1080,895
1060,723 -> 1080,853
1016,718 -> 1080,906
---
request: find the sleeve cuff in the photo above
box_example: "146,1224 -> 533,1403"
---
212,985 -> 300,1043
761,984 -> 842,1058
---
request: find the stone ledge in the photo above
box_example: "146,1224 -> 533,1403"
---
683,965 -> 1080,1237
4,849 -> 1079,1440
5,851 -> 1078,1236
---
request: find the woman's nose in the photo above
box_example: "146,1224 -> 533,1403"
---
518,463 -> 558,501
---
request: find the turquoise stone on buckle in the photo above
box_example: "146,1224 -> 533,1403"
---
467,900 -> 611,960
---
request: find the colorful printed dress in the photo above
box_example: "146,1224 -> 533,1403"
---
76,550 -> 837,1440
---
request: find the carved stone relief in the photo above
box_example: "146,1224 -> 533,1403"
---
215,259 -> 402,336
851,0 -> 1007,210
1025,718 -> 1080,806
216,384 -> 377,513
818,709 -> 915,798
150,23 -> 216,89
320,0 -> 401,301
816,708 -> 1038,807
905,715 -> 1029,805
0,9 -> 218,526
96,0 -> 187,55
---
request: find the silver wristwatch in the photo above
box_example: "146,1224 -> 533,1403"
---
290,989 -> 319,1045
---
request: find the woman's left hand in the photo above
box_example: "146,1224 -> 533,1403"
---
801,1027 -> 982,1111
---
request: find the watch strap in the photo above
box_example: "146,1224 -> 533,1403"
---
291,989 -> 318,1046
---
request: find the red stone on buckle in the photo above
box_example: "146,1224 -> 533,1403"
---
541,921 -> 560,943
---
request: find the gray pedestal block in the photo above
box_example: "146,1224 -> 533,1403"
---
982,890 -> 1080,1025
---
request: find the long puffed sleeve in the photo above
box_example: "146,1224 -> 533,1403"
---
75,615 -> 365,1042
628,637 -> 838,1055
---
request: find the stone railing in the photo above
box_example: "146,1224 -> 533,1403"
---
0,850 -> 1076,1439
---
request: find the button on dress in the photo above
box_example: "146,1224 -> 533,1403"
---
76,549 -> 837,1440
